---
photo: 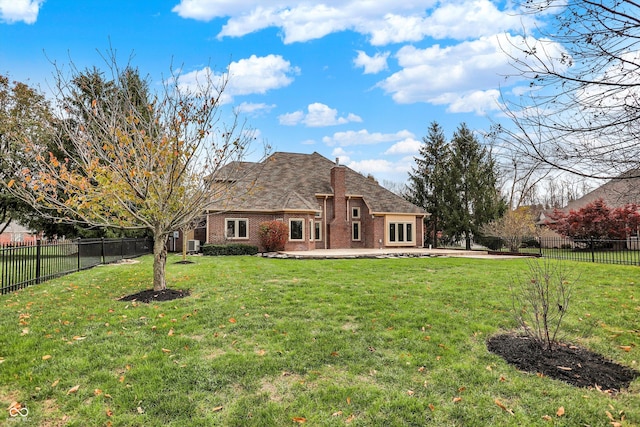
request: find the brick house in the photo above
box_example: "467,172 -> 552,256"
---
204,152 -> 428,252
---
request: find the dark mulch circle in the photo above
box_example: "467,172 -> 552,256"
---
119,288 -> 190,303
174,260 -> 195,265
487,333 -> 639,392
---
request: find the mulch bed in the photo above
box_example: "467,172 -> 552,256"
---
487,333 -> 639,392
119,288 -> 190,303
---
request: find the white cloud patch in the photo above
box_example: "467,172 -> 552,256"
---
236,102 -> 276,115
331,147 -> 351,164
378,33 -> 565,112
176,54 -> 298,103
172,0 -> 534,45
354,50 -> 389,74
347,159 -> 394,174
279,103 -> 362,127
323,129 -> 415,147
0,0 -> 43,24
384,138 -> 421,155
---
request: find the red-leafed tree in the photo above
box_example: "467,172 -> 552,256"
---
546,199 -> 640,240
258,220 -> 288,252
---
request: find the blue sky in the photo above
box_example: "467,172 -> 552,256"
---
0,0 -> 553,184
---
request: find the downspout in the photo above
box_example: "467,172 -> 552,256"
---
323,196 -> 328,249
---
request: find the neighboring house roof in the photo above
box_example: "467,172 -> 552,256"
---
563,169 -> 640,211
537,170 -> 640,224
209,152 -> 426,215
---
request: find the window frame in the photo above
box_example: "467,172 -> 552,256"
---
387,221 -> 415,245
314,221 -> 322,241
352,221 -> 361,241
352,206 -> 360,219
289,218 -> 305,241
225,218 -> 249,239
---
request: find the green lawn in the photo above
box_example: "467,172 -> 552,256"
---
0,255 -> 638,426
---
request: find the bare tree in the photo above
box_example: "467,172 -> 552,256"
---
498,0 -> 640,180
480,206 -> 538,252
4,55 -> 266,291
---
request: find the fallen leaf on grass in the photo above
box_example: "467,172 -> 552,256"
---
161,348 -> 171,353
212,406 -> 223,412
42,354 -> 52,360
51,379 -> 59,388
453,397 -> 462,403
73,336 -> 87,341
106,409 -> 113,417
292,417 -> 306,423
428,404 -> 435,411
346,414 -> 356,423
94,389 -> 103,396
556,406 -> 565,417
332,411 -> 343,417
67,385 -> 80,395
542,415 -> 552,421
619,346 -> 632,352
137,406 -> 144,414
168,329 -> 174,336
0,358 -> 4,364
229,318 -> 236,323
494,399 -> 514,415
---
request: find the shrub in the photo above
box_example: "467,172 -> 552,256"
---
258,220 -> 288,252
202,244 -> 258,256
511,259 -> 576,351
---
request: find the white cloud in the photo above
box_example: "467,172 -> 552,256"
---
378,33 -> 565,112
236,102 -> 276,115
331,147 -> 351,164
354,50 -> 389,74
279,103 -> 362,127
176,54 -> 298,103
384,138 -> 421,155
278,110 -> 304,125
172,0 -> 534,45
0,0 -> 43,24
323,129 -> 415,147
347,159 -> 394,174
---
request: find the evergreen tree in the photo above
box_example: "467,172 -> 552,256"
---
444,123 -> 505,250
407,122 -> 449,247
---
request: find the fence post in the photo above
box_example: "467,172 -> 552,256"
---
35,240 -> 42,284
590,238 -> 595,263
538,237 -> 542,257
101,237 -> 105,265
77,239 -> 81,272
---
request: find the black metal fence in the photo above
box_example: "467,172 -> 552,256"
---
1,238 -> 153,294
491,236 -> 640,266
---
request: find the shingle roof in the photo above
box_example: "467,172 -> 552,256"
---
563,169 -> 640,212
209,152 -> 426,215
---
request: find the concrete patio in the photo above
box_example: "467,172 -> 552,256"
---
265,248 -> 524,259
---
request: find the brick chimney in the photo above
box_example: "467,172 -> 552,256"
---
329,165 -> 350,248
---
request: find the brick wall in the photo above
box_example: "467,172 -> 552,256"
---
329,166 -> 351,248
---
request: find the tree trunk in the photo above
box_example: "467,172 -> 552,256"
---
153,234 -> 168,291
465,235 -> 472,250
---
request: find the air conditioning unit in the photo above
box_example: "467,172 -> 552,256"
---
187,240 -> 200,253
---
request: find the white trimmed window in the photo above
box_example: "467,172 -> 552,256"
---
388,222 -> 414,243
225,219 -> 248,239
352,207 -> 360,219
352,221 -> 361,241
314,221 -> 322,241
289,219 -> 304,241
